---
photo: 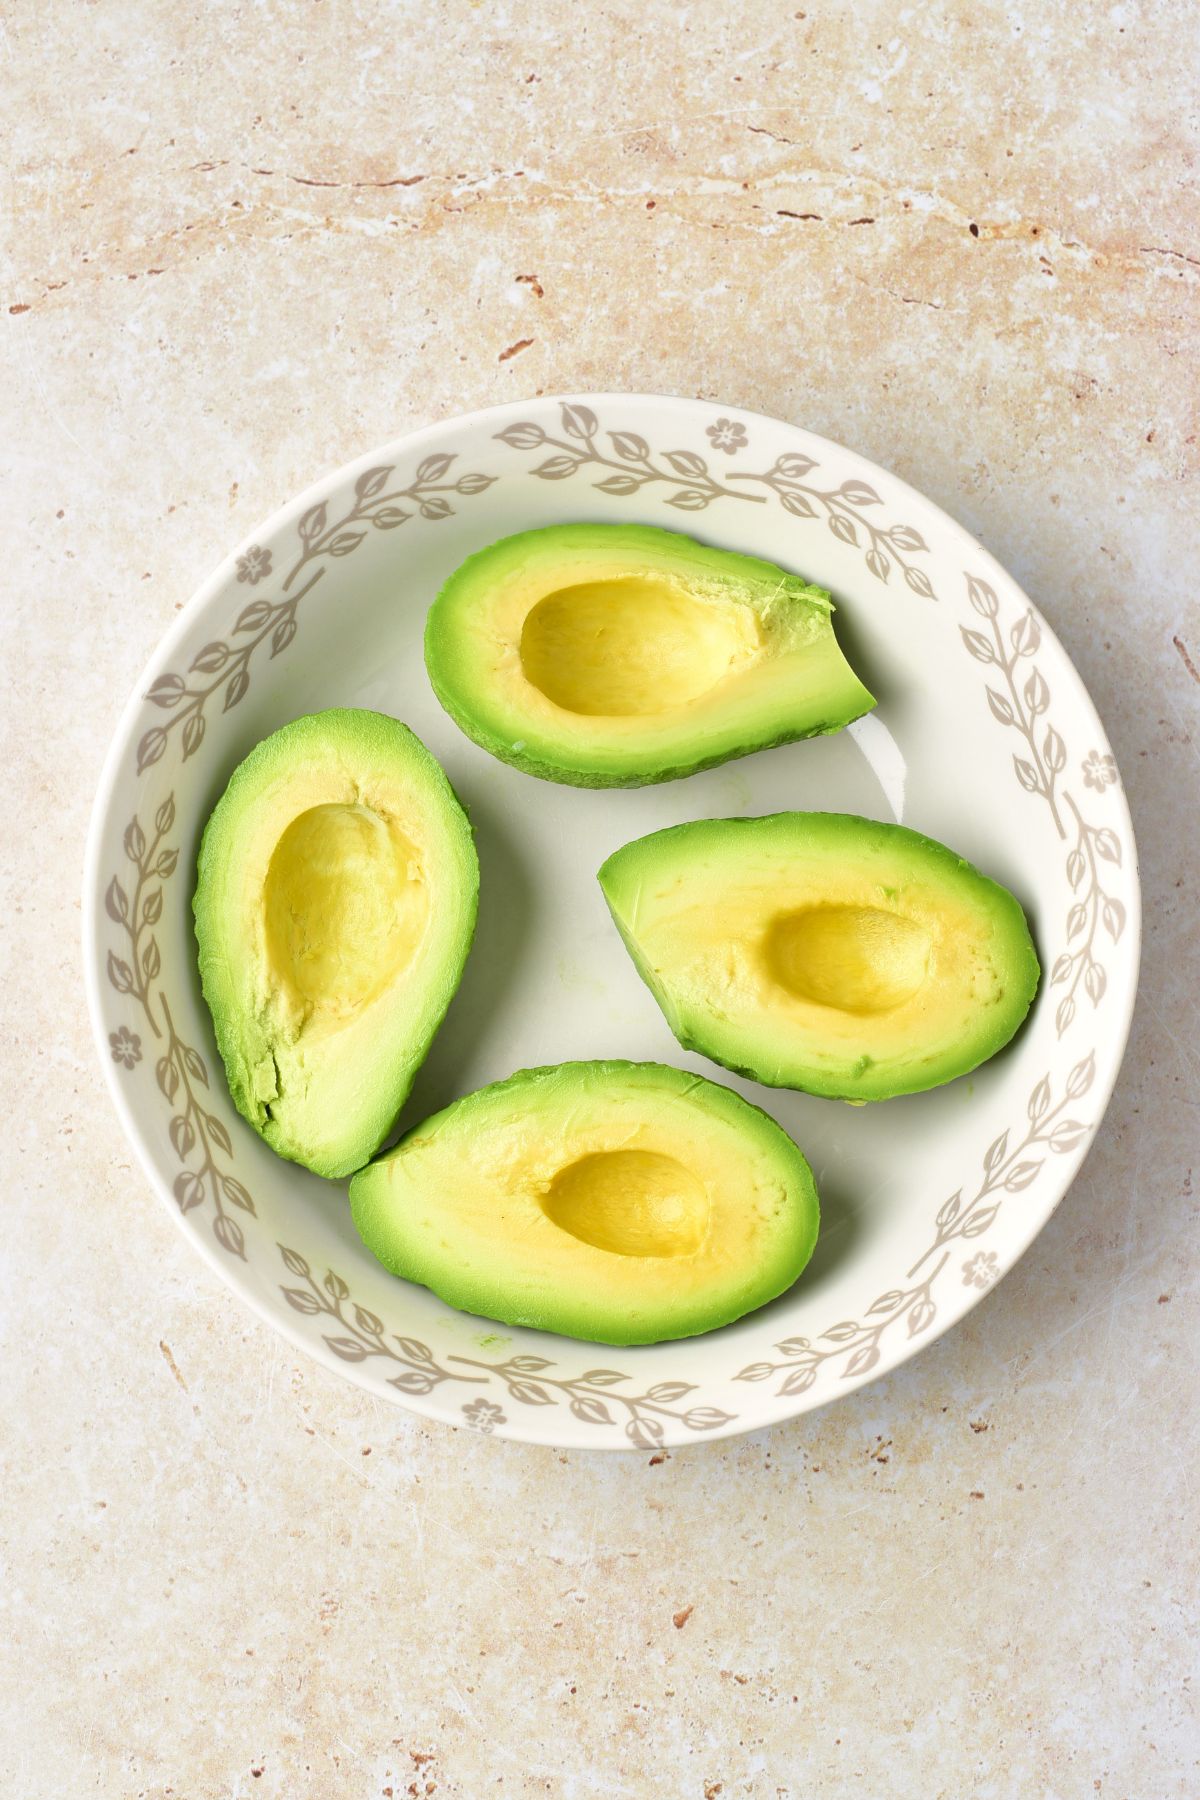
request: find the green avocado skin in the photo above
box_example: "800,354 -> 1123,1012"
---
426,674 -> 862,790
598,813 -> 1042,1104
424,522 -> 875,788
349,1060 -> 821,1346
193,709 -> 479,1181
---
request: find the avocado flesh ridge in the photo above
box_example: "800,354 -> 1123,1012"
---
349,1061 -> 821,1345
598,813 -> 1041,1102
193,709 -> 479,1179
425,523 -> 876,787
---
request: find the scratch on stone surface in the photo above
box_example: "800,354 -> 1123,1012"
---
855,275 -> 945,311
1173,635 -> 1200,686
243,160 -> 525,203
1100,1112 -> 1144,1383
298,1407 -> 373,1488
158,1338 -> 189,1394
577,1503 -> 600,1591
1141,993 -> 1200,1087
246,165 -> 428,190
1140,246 -> 1200,269
157,1337 -> 201,1419
296,172 -> 427,190
866,1555 -> 947,1620
407,1495 -> 429,1607
1007,1257 -> 1159,1378
439,1685 -> 617,1790
747,123 -> 802,146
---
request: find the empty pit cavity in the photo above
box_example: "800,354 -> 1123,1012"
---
518,576 -> 746,717
764,904 -> 931,1015
263,803 -> 427,1018
540,1149 -> 709,1257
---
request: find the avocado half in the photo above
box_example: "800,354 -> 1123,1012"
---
598,813 -> 1040,1102
349,1061 -> 820,1345
194,709 -> 478,1179
424,522 -> 875,787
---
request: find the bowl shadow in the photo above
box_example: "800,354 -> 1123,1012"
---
751,1173 -> 866,1333
829,597 -> 892,715
393,783 -> 536,1136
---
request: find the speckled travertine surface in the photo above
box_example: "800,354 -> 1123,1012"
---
3,4 -> 1198,1795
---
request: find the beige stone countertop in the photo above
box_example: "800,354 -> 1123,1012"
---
3,4 -> 1198,1795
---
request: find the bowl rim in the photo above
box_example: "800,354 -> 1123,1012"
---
82,391 -> 1142,1447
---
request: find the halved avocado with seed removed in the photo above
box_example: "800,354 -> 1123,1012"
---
598,813 -> 1040,1101
349,1061 -> 820,1344
194,709 -> 478,1179
425,523 -> 875,786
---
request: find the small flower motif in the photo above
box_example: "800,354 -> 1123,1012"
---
109,1026 -> 142,1070
236,545 -> 272,586
1081,750 -> 1118,792
462,1398 -> 506,1435
706,418 -> 748,455
962,1251 -> 999,1291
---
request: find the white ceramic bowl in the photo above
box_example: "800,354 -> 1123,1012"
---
84,395 -> 1140,1449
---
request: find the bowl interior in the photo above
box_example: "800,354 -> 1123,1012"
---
85,396 -> 1140,1447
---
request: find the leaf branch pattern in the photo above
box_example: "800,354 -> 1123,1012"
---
443,1353 -> 736,1449
908,1052 -> 1096,1273
104,793 -> 177,1030
495,401 -> 767,512
277,1246 -> 488,1393
959,575 -> 1066,835
736,1257 -> 949,1397
136,455 -> 496,776
276,1250 -> 736,1443
735,1048 -> 1100,1399
1049,795 -> 1126,1037
728,456 -> 936,596
138,570 -> 322,774
106,795 -> 257,1256
279,454 -> 496,592
495,404 -> 938,596
960,572 -> 1127,1039
157,992 -> 255,1258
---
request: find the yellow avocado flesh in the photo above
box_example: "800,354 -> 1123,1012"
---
425,523 -> 875,786
518,575 -> 754,716
264,803 -> 429,1019
541,1150 -> 709,1257
763,905 -> 933,1015
194,711 -> 478,1178
349,1062 -> 820,1345
598,814 -> 1041,1102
